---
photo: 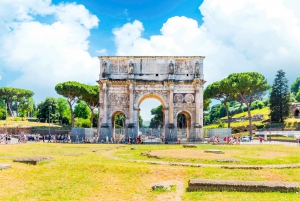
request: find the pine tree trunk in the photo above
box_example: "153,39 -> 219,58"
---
68,101 -> 74,127
224,103 -> 231,128
90,108 -> 94,128
240,94 -> 253,137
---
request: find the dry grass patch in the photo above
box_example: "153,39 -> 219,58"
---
148,149 -> 240,160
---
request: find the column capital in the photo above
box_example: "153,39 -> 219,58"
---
129,84 -> 133,90
169,84 -> 174,91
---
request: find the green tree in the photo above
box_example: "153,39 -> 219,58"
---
0,108 -> 6,120
55,81 -> 84,127
57,98 -> 71,125
204,98 -> 211,111
139,114 -> 143,128
269,70 -> 291,122
204,78 -> 243,128
37,97 -> 59,123
80,85 -> 99,128
228,72 -> 269,136
296,91 -> 300,102
149,105 -> 163,128
291,77 -> 300,94
18,97 -> 34,117
0,87 -> 34,117
74,100 -> 91,119
114,113 -> 126,128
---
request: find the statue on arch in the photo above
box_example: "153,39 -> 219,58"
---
129,61 -> 134,74
169,61 -> 174,74
102,61 -> 107,78
195,61 -> 200,77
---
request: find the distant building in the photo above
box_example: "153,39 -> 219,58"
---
291,103 -> 300,118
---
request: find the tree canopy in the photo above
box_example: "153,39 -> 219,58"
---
204,78 -> 242,128
80,85 -> 99,128
291,77 -> 300,95
228,72 -> 269,136
74,100 -> 91,119
149,105 -> 163,128
37,97 -> 59,123
55,81 -> 84,127
0,87 -> 34,117
269,70 -> 290,122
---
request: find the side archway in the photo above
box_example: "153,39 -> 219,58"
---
111,111 -> 127,142
175,110 -> 193,140
295,109 -> 300,117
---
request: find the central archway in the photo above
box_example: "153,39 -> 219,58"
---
137,93 -> 168,143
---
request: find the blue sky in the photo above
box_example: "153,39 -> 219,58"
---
52,0 -> 204,56
1,0 -> 300,121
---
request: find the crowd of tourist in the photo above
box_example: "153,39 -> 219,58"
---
0,134 -> 12,144
210,135 -> 241,145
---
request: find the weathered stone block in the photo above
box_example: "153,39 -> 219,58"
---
14,156 -> 53,165
183,144 -> 197,148
188,179 -> 300,193
0,164 -> 11,170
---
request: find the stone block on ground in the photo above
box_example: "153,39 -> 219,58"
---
141,152 -> 163,159
63,153 -> 83,156
188,179 -> 300,193
0,164 -> 11,170
204,150 -> 224,154
216,158 -> 241,163
183,144 -> 197,148
14,156 -> 53,165
152,184 -> 174,191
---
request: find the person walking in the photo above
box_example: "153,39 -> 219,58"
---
259,136 -> 263,144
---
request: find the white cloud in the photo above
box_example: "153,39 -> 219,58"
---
113,0 -> 300,86
0,0 -> 100,102
96,49 -> 107,55
0,75 -> 2,80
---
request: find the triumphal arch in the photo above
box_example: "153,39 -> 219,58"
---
97,56 -> 205,142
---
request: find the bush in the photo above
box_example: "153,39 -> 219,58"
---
255,124 -> 265,129
13,117 -> 21,121
0,108 -> 6,120
75,118 -> 90,128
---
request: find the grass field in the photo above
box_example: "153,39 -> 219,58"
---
1,143 -> 300,200
0,119 -> 70,130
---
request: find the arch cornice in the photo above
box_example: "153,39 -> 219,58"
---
175,109 -> 193,119
136,92 -> 168,108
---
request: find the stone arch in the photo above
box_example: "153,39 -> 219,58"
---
175,110 -> 193,120
175,110 -> 193,139
137,93 -> 167,108
136,93 -> 169,138
295,109 -> 300,117
111,110 -> 127,139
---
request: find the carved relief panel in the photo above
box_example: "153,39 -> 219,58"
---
173,93 -> 195,108
175,60 -> 194,74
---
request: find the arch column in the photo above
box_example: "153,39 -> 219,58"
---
195,84 -> 204,139
186,116 -> 191,139
169,84 -> 174,123
163,107 -> 169,142
98,82 -> 108,140
129,84 -> 133,122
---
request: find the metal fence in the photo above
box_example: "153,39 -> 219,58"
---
71,128 -> 97,143
209,128 -> 232,140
